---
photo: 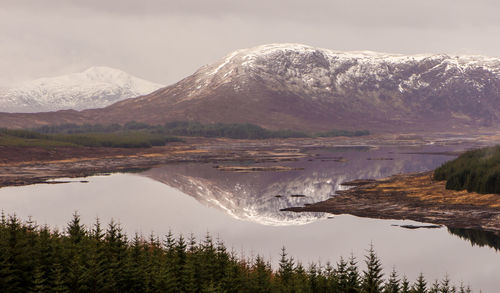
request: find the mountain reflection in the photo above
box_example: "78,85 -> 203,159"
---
142,146 -> 456,226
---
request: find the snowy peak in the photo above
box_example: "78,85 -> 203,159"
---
81,66 -> 146,85
231,43 -> 500,68
197,43 -> 500,87
0,67 -> 163,113
175,43 -> 500,107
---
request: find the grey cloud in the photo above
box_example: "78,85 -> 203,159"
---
1,0 -> 499,87
5,0 -> 500,28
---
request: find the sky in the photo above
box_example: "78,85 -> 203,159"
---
1,0 -> 500,87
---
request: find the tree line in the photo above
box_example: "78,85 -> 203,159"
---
0,128 -> 181,148
434,145 -> 500,194
0,213 -> 473,293
1,122 -> 370,148
33,121 -> 370,140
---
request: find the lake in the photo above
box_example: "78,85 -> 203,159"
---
0,144 -> 499,292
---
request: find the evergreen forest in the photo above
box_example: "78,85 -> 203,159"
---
0,121 -> 369,149
0,213 -> 473,293
434,145 -> 500,194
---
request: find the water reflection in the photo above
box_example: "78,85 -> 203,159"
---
1,146 -> 499,291
142,146 -> 458,226
448,227 -> 500,251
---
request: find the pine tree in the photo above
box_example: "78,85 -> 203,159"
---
124,233 -> 147,292
457,283 -> 466,293
293,262 -> 311,293
413,273 -> 427,293
439,275 -> 452,293
183,234 -> 200,293
276,246 -> 295,293
164,230 -> 176,262
249,255 -> 272,293
0,215 -> 15,292
383,267 -> 400,293
400,275 -> 410,293
361,244 -> 384,293
324,261 -> 338,291
308,263 -> 320,293
175,234 -> 189,292
66,212 -> 86,244
336,256 -> 349,292
429,280 -> 440,293
25,216 -> 39,290
64,213 -> 87,292
347,253 -> 361,293
90,217 -> 104,241
36,225 -> 53,278
149,232 -> 175,292
6,214 -> 30,291
214,237 -> 229,284
221,251 -> 244,293
156,230 -> 179,293
199,233 -> 217,287
102,219 -> 128,292
81,221 -> 107,293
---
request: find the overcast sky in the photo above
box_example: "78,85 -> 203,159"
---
1,0 -> 500,87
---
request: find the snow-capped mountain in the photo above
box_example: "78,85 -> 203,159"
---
173,43 -> 500,103
0,66 -> 163,113
0,43 -> 499,131
98,43 -> 500,131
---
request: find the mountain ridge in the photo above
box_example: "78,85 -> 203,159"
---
0,43 -> 499,132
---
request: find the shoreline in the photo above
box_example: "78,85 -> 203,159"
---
0,136 -> 344,188
283,172 -> 500,235
2,135 -> 500,237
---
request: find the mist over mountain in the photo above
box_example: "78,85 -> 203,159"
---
1,44 -> 499,132
0,66 -> 163,113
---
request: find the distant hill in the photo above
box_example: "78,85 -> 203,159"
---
0,44 -> 499,132
0,66 -> 163,113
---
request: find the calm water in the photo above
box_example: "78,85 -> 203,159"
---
1,145 -> 499,292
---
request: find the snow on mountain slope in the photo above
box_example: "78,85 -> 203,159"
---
0,66 -> 163,113
186,43 -> 500,100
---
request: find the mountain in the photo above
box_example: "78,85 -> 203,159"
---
0,44 -> 499,132
0,66 -> 163,113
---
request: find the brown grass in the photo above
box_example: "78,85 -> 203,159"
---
371,172 -> 500,208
